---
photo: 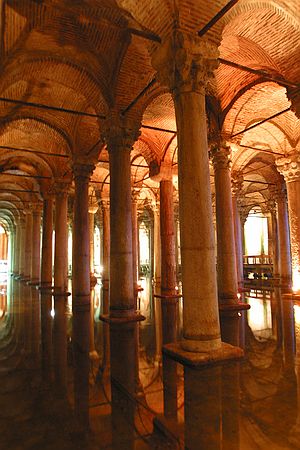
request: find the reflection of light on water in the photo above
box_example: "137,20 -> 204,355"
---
294,305 -> 300,325
292,268 -> 300,293
237,292 -> 241,300
50,308 -> 55,318
247,298 -> 272,332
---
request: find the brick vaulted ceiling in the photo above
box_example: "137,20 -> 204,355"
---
0,0 -> 299,222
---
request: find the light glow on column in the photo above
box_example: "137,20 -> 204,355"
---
244,212 -> 268,256
292,268 -> 300,293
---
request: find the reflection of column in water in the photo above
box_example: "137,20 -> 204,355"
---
110,322 -> 138,450
153,296 -> 162,363
23,284 -> 32,354
222,362 -> 240,450
281,293 -> 295,372
31,288 -> 41,368
273,288 -> 283,346
40,292 -> 53,382
289,304 -> 300,445
53,295 -> 68,395
184,366 -> 222,450
72,299 -> 90,431
89,287 -> 99,359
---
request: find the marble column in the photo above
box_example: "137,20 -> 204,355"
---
276,153 -> 300,291
40,195 -> 54,289
132,189 -> 139,298
273,184 -> 292,285
13,219 -> 20,275
89,205 -> 98,280
23,209 -> 33,280
153,202 -> 161,290
152,30 -> 221,352
30,204 -> 42,284
271,210 -> 280,278
104,124 -> 140,319
100,199 -> 110,375
18,215 -> 26,278
72,161 -> 95,430
54,182 -> 69,294
231,172 -> 244,289
212,145 -> 238,304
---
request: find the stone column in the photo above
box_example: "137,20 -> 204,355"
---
231,172 -> 244,288
132,189 -> 139,298
100,199 -> 110,374
13,219 -> 20,275
72,161 -> 95,430
153,201 -> 161,290
89,205 -> 98,280
152,30 -> 221,353
18,214 -> 26,278
211,144 -> 238,304
276,153 -> 300,291
23,209 -> 33,280
30,204 -> 42,284
273,184 -> 292,285
104,124 -> 141,319
40,195 -> 54,289
272,210 -> 280,278
54,182 -> 69,294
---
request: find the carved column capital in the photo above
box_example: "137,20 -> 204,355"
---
270,182 -> 287,203
231,171 -> 244,197
72,161 -> 95,181
276,151 -> 300,183
100,199 -> 110,210
103,117 -> 140,153
152,29 -> 219,95
210,144 -> 231,170
51,179 -> 71,197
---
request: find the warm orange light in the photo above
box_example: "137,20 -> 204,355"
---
292,268 -> 300,293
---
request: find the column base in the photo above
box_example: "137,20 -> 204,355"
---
19,276 -> 30,282
27,279 -> 40,286
37,284 -> 54,292
53,290 -> 71,297
162,341 -> 244,368
100,313 -> 145,325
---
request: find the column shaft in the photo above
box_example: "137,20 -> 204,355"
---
109,146 -> 134,315
286,180 -> 300,289
175,90 -> 220,351
277,194 -> 292,283
41,196 -> 54,287
24,211 -> 33,279
54,191 -> 68,293
31,209 -> 42,282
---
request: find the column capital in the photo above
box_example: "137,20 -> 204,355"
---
31,202 -> 43,215
132,188 -> 140,203
88,205 -> 98,214
152,29 -> 219,95
210,144 -> 231,170
72,155 -> 96,180
100,199 -> 110,210
231,171 -> 244,197
270,182 -> 287,202
103,118 -> 140,152
51,179 -> 71,197
276,151 -> 300,183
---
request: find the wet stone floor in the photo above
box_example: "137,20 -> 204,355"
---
0,277 -> 300,449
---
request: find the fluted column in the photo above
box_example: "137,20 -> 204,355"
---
212,145 -> 238,304
152,30 -> 221,352
30,204 -> 42,284
40,194 -> 54,289
23,208 -> 33,280
53,182 -> 69,294
276,153 -> 300,291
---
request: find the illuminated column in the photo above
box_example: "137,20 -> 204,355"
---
132,189 -> 139,298
30,204 -> 42,284
72,160 -> 95,429
89,205 -> 98,281
23,208 -> 33,280
100,199 -> 110,373
153,201 -> 161,290
212,144 -> 238,304
18,214 -> 26,277
54,181 -> 69,294
276,153 -> 300,290
104,123 -> 141,319
273,183 -> 292,285
231,172 -> 244,288
152,30 -> 221,352
40,194 -> 54,289
13,219 -> 20,275
267,200 -> 280,279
